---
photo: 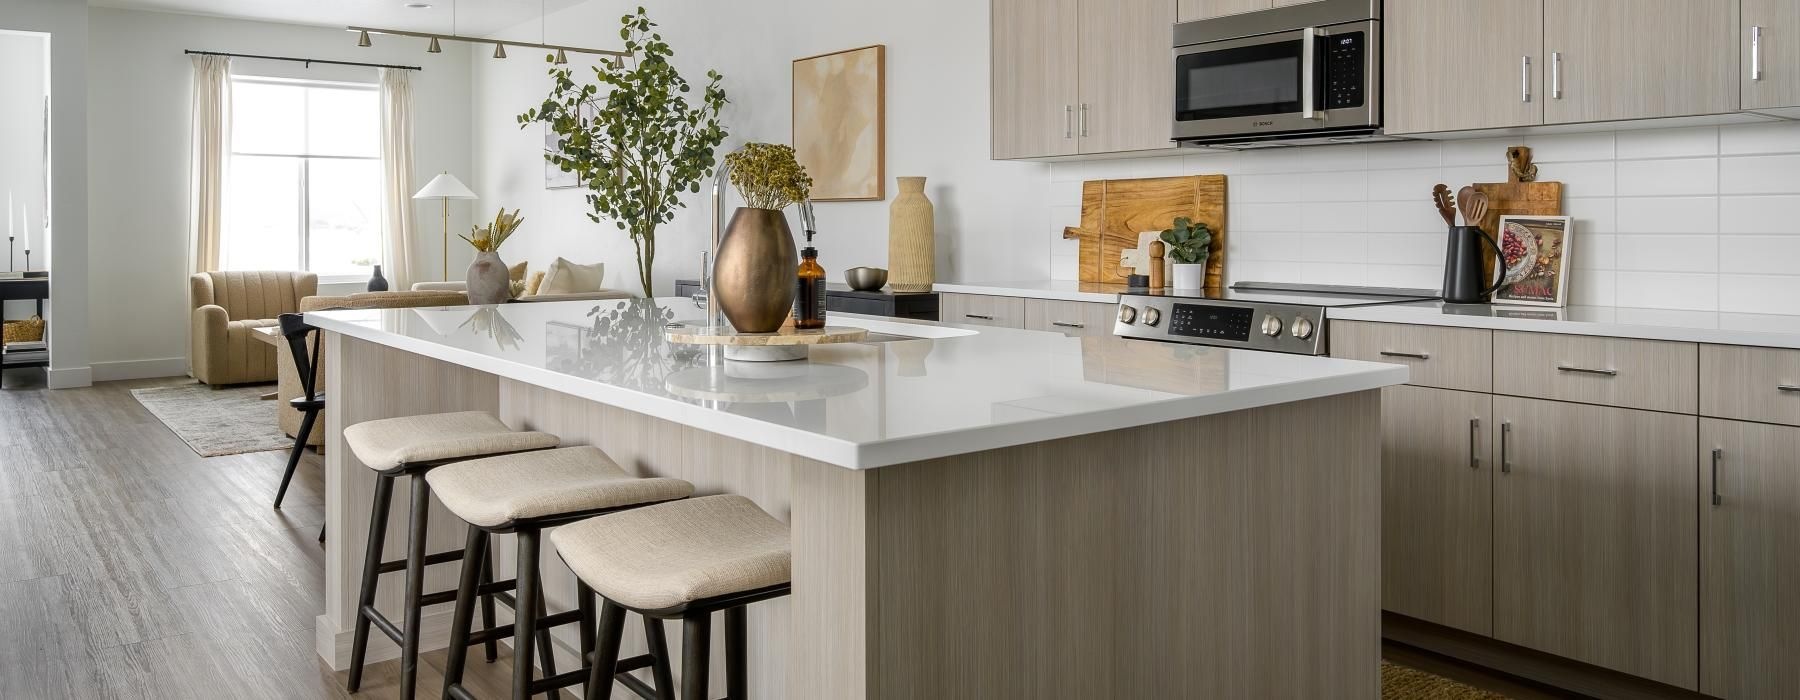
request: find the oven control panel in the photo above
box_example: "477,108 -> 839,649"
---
1112,295 -> 1328,355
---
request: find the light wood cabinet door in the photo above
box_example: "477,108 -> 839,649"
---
1543,0 -> 1738,124
992,0 -> 1080,159
1491,396 -> 1699,690
1076,0 -> 1177,154
1700,419 -> 1800,699
1384,0 -> 1543,135
1380,386 -> 1493,636
1177,0 -> 1268,21
939,293 -> 1026,329
1330,321 -> 1494,393
1744,0 -> 1800,110
1023,298 -> 1117,336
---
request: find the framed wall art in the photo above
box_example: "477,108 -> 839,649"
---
793,44 -> 885,201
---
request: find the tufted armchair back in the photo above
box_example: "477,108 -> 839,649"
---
190,271 -> 318,321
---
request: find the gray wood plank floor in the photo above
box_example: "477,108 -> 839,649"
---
0,374 -> 523,699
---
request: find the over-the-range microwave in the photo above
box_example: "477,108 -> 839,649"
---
1172,0 -> 1389,148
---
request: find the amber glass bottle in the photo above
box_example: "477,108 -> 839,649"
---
794,246 -> 827,329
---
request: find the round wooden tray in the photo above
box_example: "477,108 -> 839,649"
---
664,324 -> 869,361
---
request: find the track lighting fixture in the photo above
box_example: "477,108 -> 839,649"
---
554,48 -> 568,65
427,36 -> 442,53
493,42 -> 507,59
357,30 -> 372,48
346,27 -> 622,61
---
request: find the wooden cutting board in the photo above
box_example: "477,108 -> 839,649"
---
1474,147 -> 1563,283
1062,175 -> 1227,288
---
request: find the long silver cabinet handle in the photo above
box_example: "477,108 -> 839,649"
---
1522,56 -> 1532,102
1753,26 -> 1763,82
1500,422 -> 1513,474
1711,448 -> 1723,507
1064,105 -> 1073,139
1079,104 -> 1089,137
1469,418 -> 1482,469
1051,321 -> 1085,329
1557,365 -> 1617,377
1551,52 -> 1562,99
964,314 -> 994,321
1379,350 -> 1430,360
1778,384 -> 1800,393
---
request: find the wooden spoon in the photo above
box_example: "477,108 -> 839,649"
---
1431,184 -> 1456,227
1456,186 -> 1478,227
1465,190 -> 1489,230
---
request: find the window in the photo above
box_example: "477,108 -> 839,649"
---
222,77 -> 383,279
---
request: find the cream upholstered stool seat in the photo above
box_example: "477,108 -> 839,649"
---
551,495 -> 793,700
430,447 -> 694,700
340,411 -> 561,699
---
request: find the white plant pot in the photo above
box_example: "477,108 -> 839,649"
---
1171,263 -> 1206,290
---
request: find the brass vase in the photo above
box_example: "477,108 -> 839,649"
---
713,207 -> 798,333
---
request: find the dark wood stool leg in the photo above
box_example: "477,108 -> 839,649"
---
536,572 -> 564,700
680,613 -> 711,700
577,581 -> 596,682
481,545 -> 499,663
346,474 -> 395,692
644,616 -> 676,700
441,526 -> 489,700
399,475 -> 434,700
273,408 -> 317,508
513,529 -> 542,700
583,601 -> 627,700
724,606 -> 747,700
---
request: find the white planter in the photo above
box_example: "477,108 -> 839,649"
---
1171,263 -> 1206,290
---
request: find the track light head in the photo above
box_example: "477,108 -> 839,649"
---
357,30 -> 372,48
554,48 -> 568,65
493,42 -> 507,59
427,36 -> 442,53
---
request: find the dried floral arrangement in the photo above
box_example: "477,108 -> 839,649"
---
724,142 -> 813,210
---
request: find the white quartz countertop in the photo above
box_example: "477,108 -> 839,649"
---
308,298 -> 1407,469
1329,301 -> 1800,350
934,280 -> 1129,304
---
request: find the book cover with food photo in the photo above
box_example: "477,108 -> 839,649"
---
1494,215 -> 1573,307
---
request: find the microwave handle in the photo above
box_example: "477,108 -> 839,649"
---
1301,27 -> 1323,120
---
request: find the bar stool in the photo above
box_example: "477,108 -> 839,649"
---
550,495 -> 792,700
429,446 -> 694,700
343,411 -> 562,699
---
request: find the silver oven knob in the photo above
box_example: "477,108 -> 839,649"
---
1142,307 -> 1162,327
1261,314 -> 1284,337
1291,316 -> 1315,340
1118,304 -> 1138,325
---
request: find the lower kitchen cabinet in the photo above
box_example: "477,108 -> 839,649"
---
1491,396 -> 1699,690
1701,419 -> 1800,699
939,293 -> 1026,329
1023,298 -> 1116,336
1379,385 -> 1493,636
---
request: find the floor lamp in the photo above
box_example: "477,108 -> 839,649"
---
413,172 -> 478,280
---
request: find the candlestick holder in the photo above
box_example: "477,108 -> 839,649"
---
7,237 -> 13,272
23,249 -> 30,272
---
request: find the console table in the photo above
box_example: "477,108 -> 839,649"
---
1,274 -> 50,387
674,279 -> 939,321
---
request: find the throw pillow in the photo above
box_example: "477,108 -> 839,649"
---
524,271 -> 547,297
540,258 -> 604,294
508,260 -> 529,282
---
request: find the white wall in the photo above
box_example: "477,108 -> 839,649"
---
84,7 -> 475,379
472,0 -> 1050,297
2,0 -> 89,387
0,31 -> 48,279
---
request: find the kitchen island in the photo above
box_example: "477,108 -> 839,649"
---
306,298 -> 1406,699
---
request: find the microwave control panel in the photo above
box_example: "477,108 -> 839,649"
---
1323,32 -> 1365,110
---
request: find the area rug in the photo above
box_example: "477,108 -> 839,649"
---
1383,660 -> 1509,699
131,382 -> 290,457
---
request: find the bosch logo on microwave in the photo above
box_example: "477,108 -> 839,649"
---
1253,120 -> 1274,127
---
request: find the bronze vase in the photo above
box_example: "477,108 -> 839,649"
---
713,207 -> 798,333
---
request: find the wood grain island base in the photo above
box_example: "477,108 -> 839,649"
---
315,335 -> 1382,699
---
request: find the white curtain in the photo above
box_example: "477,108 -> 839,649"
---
188,54 -> 231,273
378,68 -> 417,289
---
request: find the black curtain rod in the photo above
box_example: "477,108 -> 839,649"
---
183,50 -> 422,72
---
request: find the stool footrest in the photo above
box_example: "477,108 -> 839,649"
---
375,548 -> 464,575
459,608 -> 583,646
362,604 -> 405,646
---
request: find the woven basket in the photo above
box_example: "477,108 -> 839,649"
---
3,316 -> 45,344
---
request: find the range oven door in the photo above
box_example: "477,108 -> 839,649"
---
1172,20 -> 1379,143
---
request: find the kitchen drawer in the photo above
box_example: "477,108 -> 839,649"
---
939,293 -> 1025,329
1023,298 -> 1115,337
1330,321 -> 1493,393
1492,331 -> 1697,414
1701,345 -> 1800,427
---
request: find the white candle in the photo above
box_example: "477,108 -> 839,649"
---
21,204 -> 29,251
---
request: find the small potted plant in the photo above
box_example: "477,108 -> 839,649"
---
1160,217 -> 1212,290
712,143 -> 813,333
461,207 -> 525,305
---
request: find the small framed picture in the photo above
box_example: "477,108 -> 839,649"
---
1494,215 -> 1574,307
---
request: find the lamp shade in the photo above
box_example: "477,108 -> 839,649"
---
413,172 -> 478,200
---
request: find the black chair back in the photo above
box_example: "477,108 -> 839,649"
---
278,312 -> 325,400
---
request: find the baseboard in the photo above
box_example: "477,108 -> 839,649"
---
91,357 -> 188,382
1383,612 -> 1708,700
45,365 -> 92,389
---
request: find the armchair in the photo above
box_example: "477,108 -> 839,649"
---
190,271 -> 318,386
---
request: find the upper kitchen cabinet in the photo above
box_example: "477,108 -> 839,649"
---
1543,0 -> 1738,124
1384,0 -> 1543,135
992,0 -> 1176,159
1743,0 -> 1800,111
1178,0 -> 1323,22
992,0 -> 1080,159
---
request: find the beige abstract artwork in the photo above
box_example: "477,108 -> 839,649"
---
793,44 -> 885,201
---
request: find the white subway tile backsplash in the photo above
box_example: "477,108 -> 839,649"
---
1301,171 -> 1370,202
1365,201 -> 1448,234
1615,235 -> 1719,273
1290,144 -> 1368,173
1719,275 -> 1800,315
1544,161 -> 1616,197
1564,197 -> 1617,234
1231,174 -> 1291,203
1526,132 -> 1614,163
1363,140 -> 1441,170
1571,233 -> 1616,271
1365,167 -> 1442,202
1719,236 -> 1800,275
1230,232 -> 1305,261
1300,232 -> 1366,263
1615,197 -> 1718,234
1615,126 -> 1718,159
1720,155 -> 1800,195
1721,121 -> 1800,156
1365,264 -> 1441,289
1615,271 -> 1719,311
1440,164 -> 1508,189
1719,196 -> 1800,234
1570,269 -> 1617,306
1615,158 -> 1719,196
1441,138 -> 1516,167
1300,202 -> 1367,233
1231,203 -> 1302,232
1367,233 -> 1446,267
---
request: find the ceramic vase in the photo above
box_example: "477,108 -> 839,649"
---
712,208 -> 798,333
466,250 -> 511,305
366,265 -> 389,292
1171,262 -> 1206,291
888,177 -> 935,292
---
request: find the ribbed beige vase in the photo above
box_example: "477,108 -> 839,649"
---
887,177 -> 935,292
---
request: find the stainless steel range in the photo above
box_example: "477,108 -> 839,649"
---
1113,282 -> 1437,355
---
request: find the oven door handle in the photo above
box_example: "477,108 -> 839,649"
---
1301,27 -> 1323,120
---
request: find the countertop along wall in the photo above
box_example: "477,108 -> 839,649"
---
84,7 -> 475,381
